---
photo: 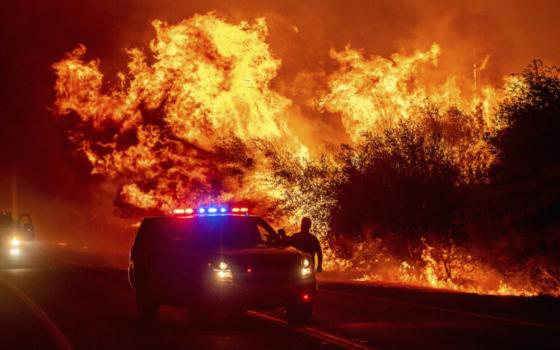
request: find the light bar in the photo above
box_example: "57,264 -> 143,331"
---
173,208 -> 194,215
174,206 -> 249,215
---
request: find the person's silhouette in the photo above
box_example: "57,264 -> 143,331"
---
289,217 -> 323,272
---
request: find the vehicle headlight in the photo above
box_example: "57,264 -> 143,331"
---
10,237 -> 20,247
213,261 -> 233,282
302,258 -> 312,278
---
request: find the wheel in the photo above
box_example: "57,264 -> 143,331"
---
286,303 -> 313,324
132,266 -> 159,323
136,290 -> 159,322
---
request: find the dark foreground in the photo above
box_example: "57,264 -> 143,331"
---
1,246 -> 559,350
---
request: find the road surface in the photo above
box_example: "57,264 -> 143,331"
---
1,246 -> 559,350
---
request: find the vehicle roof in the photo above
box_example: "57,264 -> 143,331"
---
144,213 -> 262,220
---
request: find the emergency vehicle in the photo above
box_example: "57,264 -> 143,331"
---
129,206 -> 317,324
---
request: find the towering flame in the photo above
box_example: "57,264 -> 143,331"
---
53,14 -> 306,211
318,43 -> 443,140
52,13 -> 551,297
317,43 -> 509,140
316,43 -> 519,181
53,14 -> 292,145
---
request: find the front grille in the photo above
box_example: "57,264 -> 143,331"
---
234,262 -> 301,285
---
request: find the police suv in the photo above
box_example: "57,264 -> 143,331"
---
128,206 -> 317,324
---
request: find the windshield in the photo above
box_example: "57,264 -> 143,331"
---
187,216 -> 264,248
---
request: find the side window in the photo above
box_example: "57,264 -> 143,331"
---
133,220 -> 149,247
251,216 -> 277,243
150,218 -> 189,249
131,219 -> 151,258
135,219 -> 171,248
255,223 -> 268,242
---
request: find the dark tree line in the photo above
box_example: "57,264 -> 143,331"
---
330,121 -> 461,257
272,61 -> 560,278
474,61 -> 560,265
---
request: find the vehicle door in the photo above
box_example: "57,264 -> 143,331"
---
146,218 -> 205,304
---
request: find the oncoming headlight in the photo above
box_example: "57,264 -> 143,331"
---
213,261 -> 233,282
10,237 -> 20,247
302,258 -> 312,278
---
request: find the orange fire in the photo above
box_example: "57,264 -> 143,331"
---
53,14 -> 306,210
333,237 -> 544,297
52,13 -> 553,297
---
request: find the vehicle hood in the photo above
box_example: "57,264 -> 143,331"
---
220,246 -> 304,270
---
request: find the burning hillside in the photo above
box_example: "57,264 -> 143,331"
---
52,13 -> 560,297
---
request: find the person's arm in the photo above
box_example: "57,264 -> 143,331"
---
315,238 -> 323,272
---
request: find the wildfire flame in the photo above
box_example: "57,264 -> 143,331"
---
53,14 -> 306,210
52,13 -> 553,297
317,43 -> 509,139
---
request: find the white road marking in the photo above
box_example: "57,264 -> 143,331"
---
320,289 -> 560,332
0,275 -> 73,350
247,310 -> 376,350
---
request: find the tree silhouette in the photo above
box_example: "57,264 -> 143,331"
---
330,119 -> 461,256
486,61 -> 560,259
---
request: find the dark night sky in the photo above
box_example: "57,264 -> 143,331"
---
1,0 -> 559,253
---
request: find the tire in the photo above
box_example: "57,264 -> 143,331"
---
132,265 -> 159,323
286,303 -> 313,324
136,290 -> 159,323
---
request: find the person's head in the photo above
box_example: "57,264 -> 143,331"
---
278,229 -> 286,238
301,217 -> 312,234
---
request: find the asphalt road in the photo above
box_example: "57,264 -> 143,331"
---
1,246 -> 559,350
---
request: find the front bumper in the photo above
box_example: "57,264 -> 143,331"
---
202,278 -> 317,310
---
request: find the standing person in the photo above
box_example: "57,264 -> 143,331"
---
290,217 -> 323,272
